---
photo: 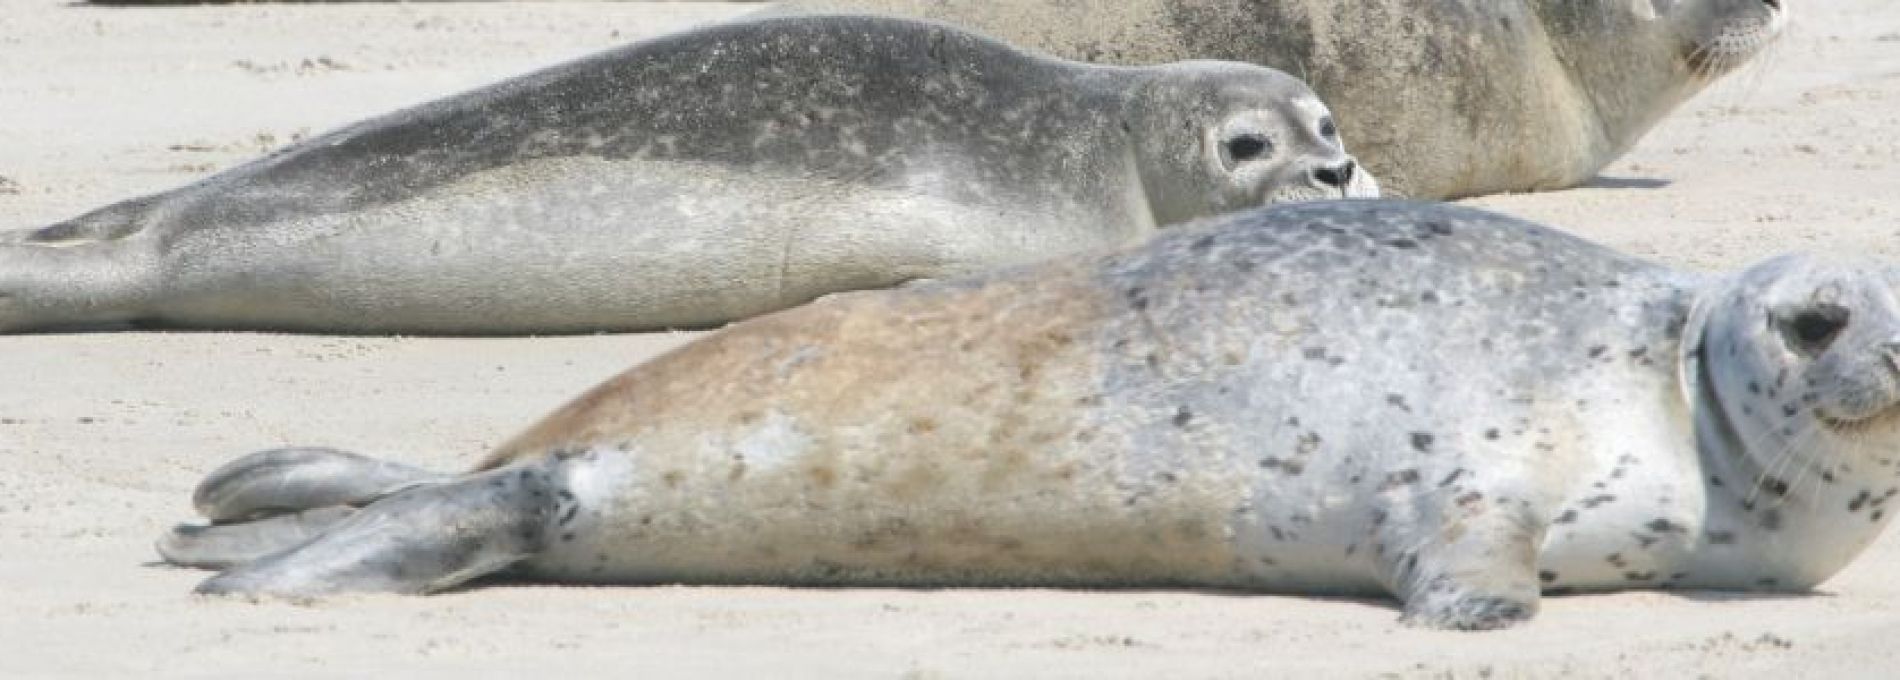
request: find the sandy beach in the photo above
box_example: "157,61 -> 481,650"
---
1,0 -> 1898,676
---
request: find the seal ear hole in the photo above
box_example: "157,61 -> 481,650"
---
1778,304 -> 1851,357
1222,134 -> 1273,167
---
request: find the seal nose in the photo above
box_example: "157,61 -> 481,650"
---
1762,0 -> 1781,11
1314,160 -> 1356,190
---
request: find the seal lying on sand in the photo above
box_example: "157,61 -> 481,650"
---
781,0 -> 1787,199
0,14 -> 1372,335
158,201 -> 1900,629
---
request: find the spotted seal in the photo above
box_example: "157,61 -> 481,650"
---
0,14 -> 1373,335
779,0 -> 1787,199
157,200 -> 1900,629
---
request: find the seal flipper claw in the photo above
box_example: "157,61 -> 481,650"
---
157,506 -> 357,570
193,447 -> 446,522
194,463 -> 560,597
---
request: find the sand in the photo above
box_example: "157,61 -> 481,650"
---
1,1 -> 1898,676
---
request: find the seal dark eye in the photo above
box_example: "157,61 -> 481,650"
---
1224,134 -> 1273,164
1319,116 -> 1338,138
1778,304 -> 1850,357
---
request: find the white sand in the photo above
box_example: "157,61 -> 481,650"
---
2,1 -> 1898,676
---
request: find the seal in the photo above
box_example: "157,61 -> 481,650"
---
156,201 -> 1900,629
0,14 -> 1373,335
779,0 -> 1787,199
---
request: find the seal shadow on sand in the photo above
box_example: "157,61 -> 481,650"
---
1581,176 -> 1675,190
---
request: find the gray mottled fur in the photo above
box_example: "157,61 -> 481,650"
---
164,202 -> 1900,629
0,14 -> 1369,334
781,0 -> 1786,199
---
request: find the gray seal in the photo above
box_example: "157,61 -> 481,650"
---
0,14 -> 1373,335
780,0 -> 1787,199
157,201 -> 1900,629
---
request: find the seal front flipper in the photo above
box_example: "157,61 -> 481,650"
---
195,462 -> 567,597
1379,471 -> 1546,631
157,506 -> 357,570
191,447 -> 446,522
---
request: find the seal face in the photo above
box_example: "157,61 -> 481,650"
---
0,15 -> 1372,335
159,201 -> 1900,629
779,0 -> 1787,199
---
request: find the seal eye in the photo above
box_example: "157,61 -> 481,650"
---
1223,134 -> 1273,164
1319,117 -> 1338,139
1779,304 -> 1850,357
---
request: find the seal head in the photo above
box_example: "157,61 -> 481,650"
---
1124,61 -> 1376,225
1683,253 -> 1900,587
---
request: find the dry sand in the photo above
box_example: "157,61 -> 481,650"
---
1,1 -> 1898,676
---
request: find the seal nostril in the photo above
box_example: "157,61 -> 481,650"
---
1314,160 -> 1355,189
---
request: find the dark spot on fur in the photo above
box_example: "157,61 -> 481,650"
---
1410,432 -> 1434,453
1760,508 -> 1783,531
1756,578 -> 1780,588
1850,490 -> 1872,513
1483,428 -> 1500,441
1646,519 -> 1683,533
1606,553 -> 1627,568
1709,475 -> 1725,488
1455,491 -> 1484,507
1172,408 -> 1193,427
1624,571 -> 1657,582
1386,393 -> 1411,412
1582,494 -> 1617,508
1385,238 -> 1419,249
1554,510 -> 1578,524
1539,570 -> 1558,583
1191,235 -> 1216,252
1757,477 -> 1790,497
1438,469 -> 1467,488
1588,345 -> 1607,359
1296,432 -> 1322,455
1378,469 -> 1421,491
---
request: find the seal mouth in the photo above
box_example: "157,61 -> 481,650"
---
1815,406 -> 1900,435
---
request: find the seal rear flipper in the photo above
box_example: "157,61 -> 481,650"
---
194,463 -> 562,597
0,240 -> 157,332
156,506 -> 357,570
192,447 -> 447,522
